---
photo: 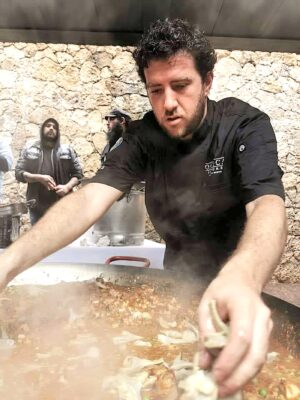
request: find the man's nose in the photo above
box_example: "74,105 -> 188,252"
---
164,89 -> 178,112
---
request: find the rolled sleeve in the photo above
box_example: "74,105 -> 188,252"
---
15,147 -> 28,182
234,114 -> 285,204
69,148 -> 83,181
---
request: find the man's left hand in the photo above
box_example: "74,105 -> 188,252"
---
198,271 -> 273,397
55,184 -> 70,197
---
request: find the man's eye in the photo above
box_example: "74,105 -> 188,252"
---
149,88 -> 162,94
173,83 -> 187,90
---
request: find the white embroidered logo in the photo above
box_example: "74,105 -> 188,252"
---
205,157 -> 224,176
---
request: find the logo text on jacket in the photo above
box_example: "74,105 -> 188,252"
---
205,157 -> 224,176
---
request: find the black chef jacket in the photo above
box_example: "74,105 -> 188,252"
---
92,97 -> 284,278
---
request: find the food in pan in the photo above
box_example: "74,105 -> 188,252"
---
175,300 -> 242,400
0,278 -> 298,399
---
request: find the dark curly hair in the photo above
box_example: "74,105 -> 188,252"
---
133,18 -> 217,83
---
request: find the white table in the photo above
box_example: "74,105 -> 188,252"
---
1,239 -> 166,269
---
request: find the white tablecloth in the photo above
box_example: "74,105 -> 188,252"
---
31,239 -> 165,269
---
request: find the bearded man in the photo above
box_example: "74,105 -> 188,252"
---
15,118 -> 83,224
100,108 -> 132,166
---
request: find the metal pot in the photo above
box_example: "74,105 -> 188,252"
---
90,184 -> 146,246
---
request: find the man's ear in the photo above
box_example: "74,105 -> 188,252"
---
204,71 -> 214,96
120,117 -> 126,125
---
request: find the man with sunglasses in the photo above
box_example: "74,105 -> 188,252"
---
100,109 -> 132,166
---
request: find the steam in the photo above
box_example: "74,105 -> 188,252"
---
0,281 -> 119,398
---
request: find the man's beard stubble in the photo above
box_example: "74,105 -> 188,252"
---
184,94 -> 207,138
42,133 -> 57,148
162,94 -> 207,141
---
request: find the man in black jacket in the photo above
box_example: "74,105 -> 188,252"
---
15,118 -> 83,224
100,108 -> 132,166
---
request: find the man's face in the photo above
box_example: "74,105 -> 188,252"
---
145,52 -> 213,140
106,116 -> 120,133
43,121 -> 58,140
106,117 -> 124,142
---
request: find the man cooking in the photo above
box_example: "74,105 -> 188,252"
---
0,19 -> 287,397
100,108 -> 132,166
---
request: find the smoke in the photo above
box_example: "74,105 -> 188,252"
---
0,280 -> 119,399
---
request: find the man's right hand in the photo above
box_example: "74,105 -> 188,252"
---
23,172 -> 56,190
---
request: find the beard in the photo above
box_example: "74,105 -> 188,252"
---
184,95 -> 207,138
162,94 -> 207,141
42,133 -> 57,148
106,122 -> 123,146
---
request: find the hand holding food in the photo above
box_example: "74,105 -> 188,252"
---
198,272 -> 273,397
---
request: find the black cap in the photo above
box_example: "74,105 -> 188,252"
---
104,108 -> 131,121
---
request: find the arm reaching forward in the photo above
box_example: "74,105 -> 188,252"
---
0,183 -> 122,289
198,194 -> 287,397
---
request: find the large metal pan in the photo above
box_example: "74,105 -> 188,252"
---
10,261 -> 300,356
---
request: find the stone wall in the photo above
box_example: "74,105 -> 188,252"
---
0,42 -> 299,282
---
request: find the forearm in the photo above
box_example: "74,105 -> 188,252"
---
199,195 -> 287,395
65,177 -> 79,191
0,183 -> 122,286
23,171 -> 43,183
220,195 -> 287,291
